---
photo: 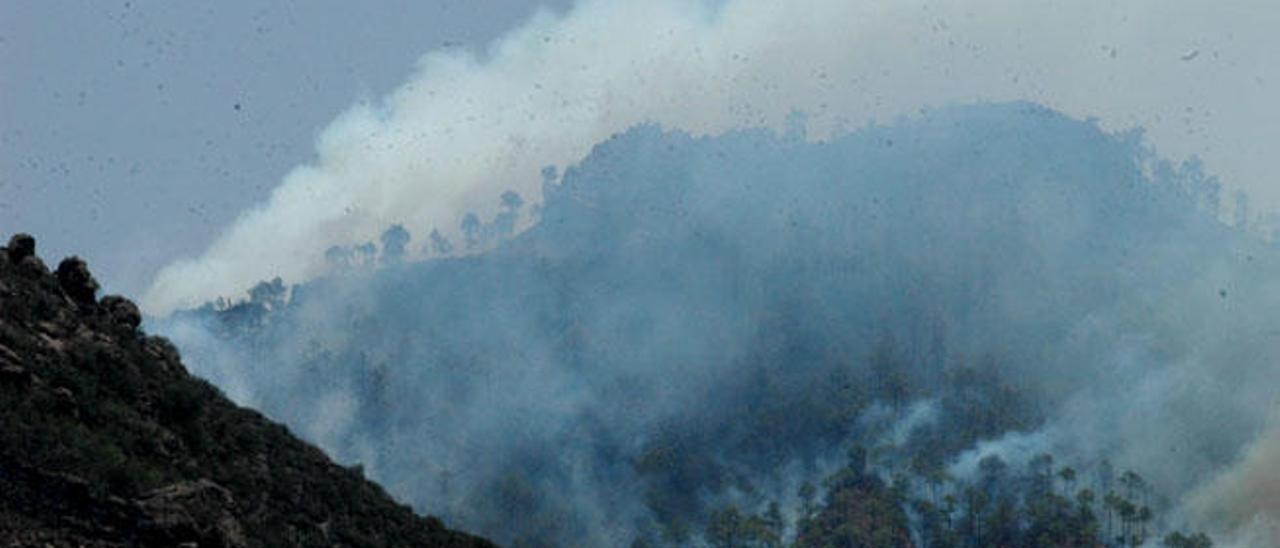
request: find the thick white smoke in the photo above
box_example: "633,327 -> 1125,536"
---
143,0 -> 1278,315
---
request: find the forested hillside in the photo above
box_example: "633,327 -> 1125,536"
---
163,103 -> 1266,546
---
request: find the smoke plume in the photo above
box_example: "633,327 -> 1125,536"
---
142,0 -> 1279,315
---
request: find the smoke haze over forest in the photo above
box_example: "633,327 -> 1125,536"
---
161,103 -> 1280,546
136,0 -> 1280,315
7,1 -> 1280,546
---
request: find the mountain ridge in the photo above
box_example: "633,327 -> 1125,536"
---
0,233 -> 492,547
160,102 -> 1254,545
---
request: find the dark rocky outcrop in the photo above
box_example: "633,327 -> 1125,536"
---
55,256 -> 100,307
0,235 -> 493,547
133,479 -> 246,548
6,233 -> 34,263
99,295 -> 142,331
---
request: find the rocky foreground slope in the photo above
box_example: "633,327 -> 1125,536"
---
0,233 -> 492,547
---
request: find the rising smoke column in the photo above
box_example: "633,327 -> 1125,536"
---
142,0 -> 1280,315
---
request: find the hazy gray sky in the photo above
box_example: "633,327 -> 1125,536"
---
0,0 -> 567,296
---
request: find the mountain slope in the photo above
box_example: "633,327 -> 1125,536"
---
0,233 -> 492,547
162,102 -> 1271,545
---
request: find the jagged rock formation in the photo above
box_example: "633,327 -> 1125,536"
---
0,234 -> 492,547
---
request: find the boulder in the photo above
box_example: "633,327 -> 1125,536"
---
54,256 -> 99,306
17,254 -> 48,276
6,233 -> 35,263
100,295 -> 142,331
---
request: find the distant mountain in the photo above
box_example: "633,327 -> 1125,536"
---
0,233 -> 491,547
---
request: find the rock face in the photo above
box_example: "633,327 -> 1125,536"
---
6,233 -> 34,263
54,256 -> 100,306
99,295 -> 142,331
0,235 -> 493,547
134,479 -> 246,548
